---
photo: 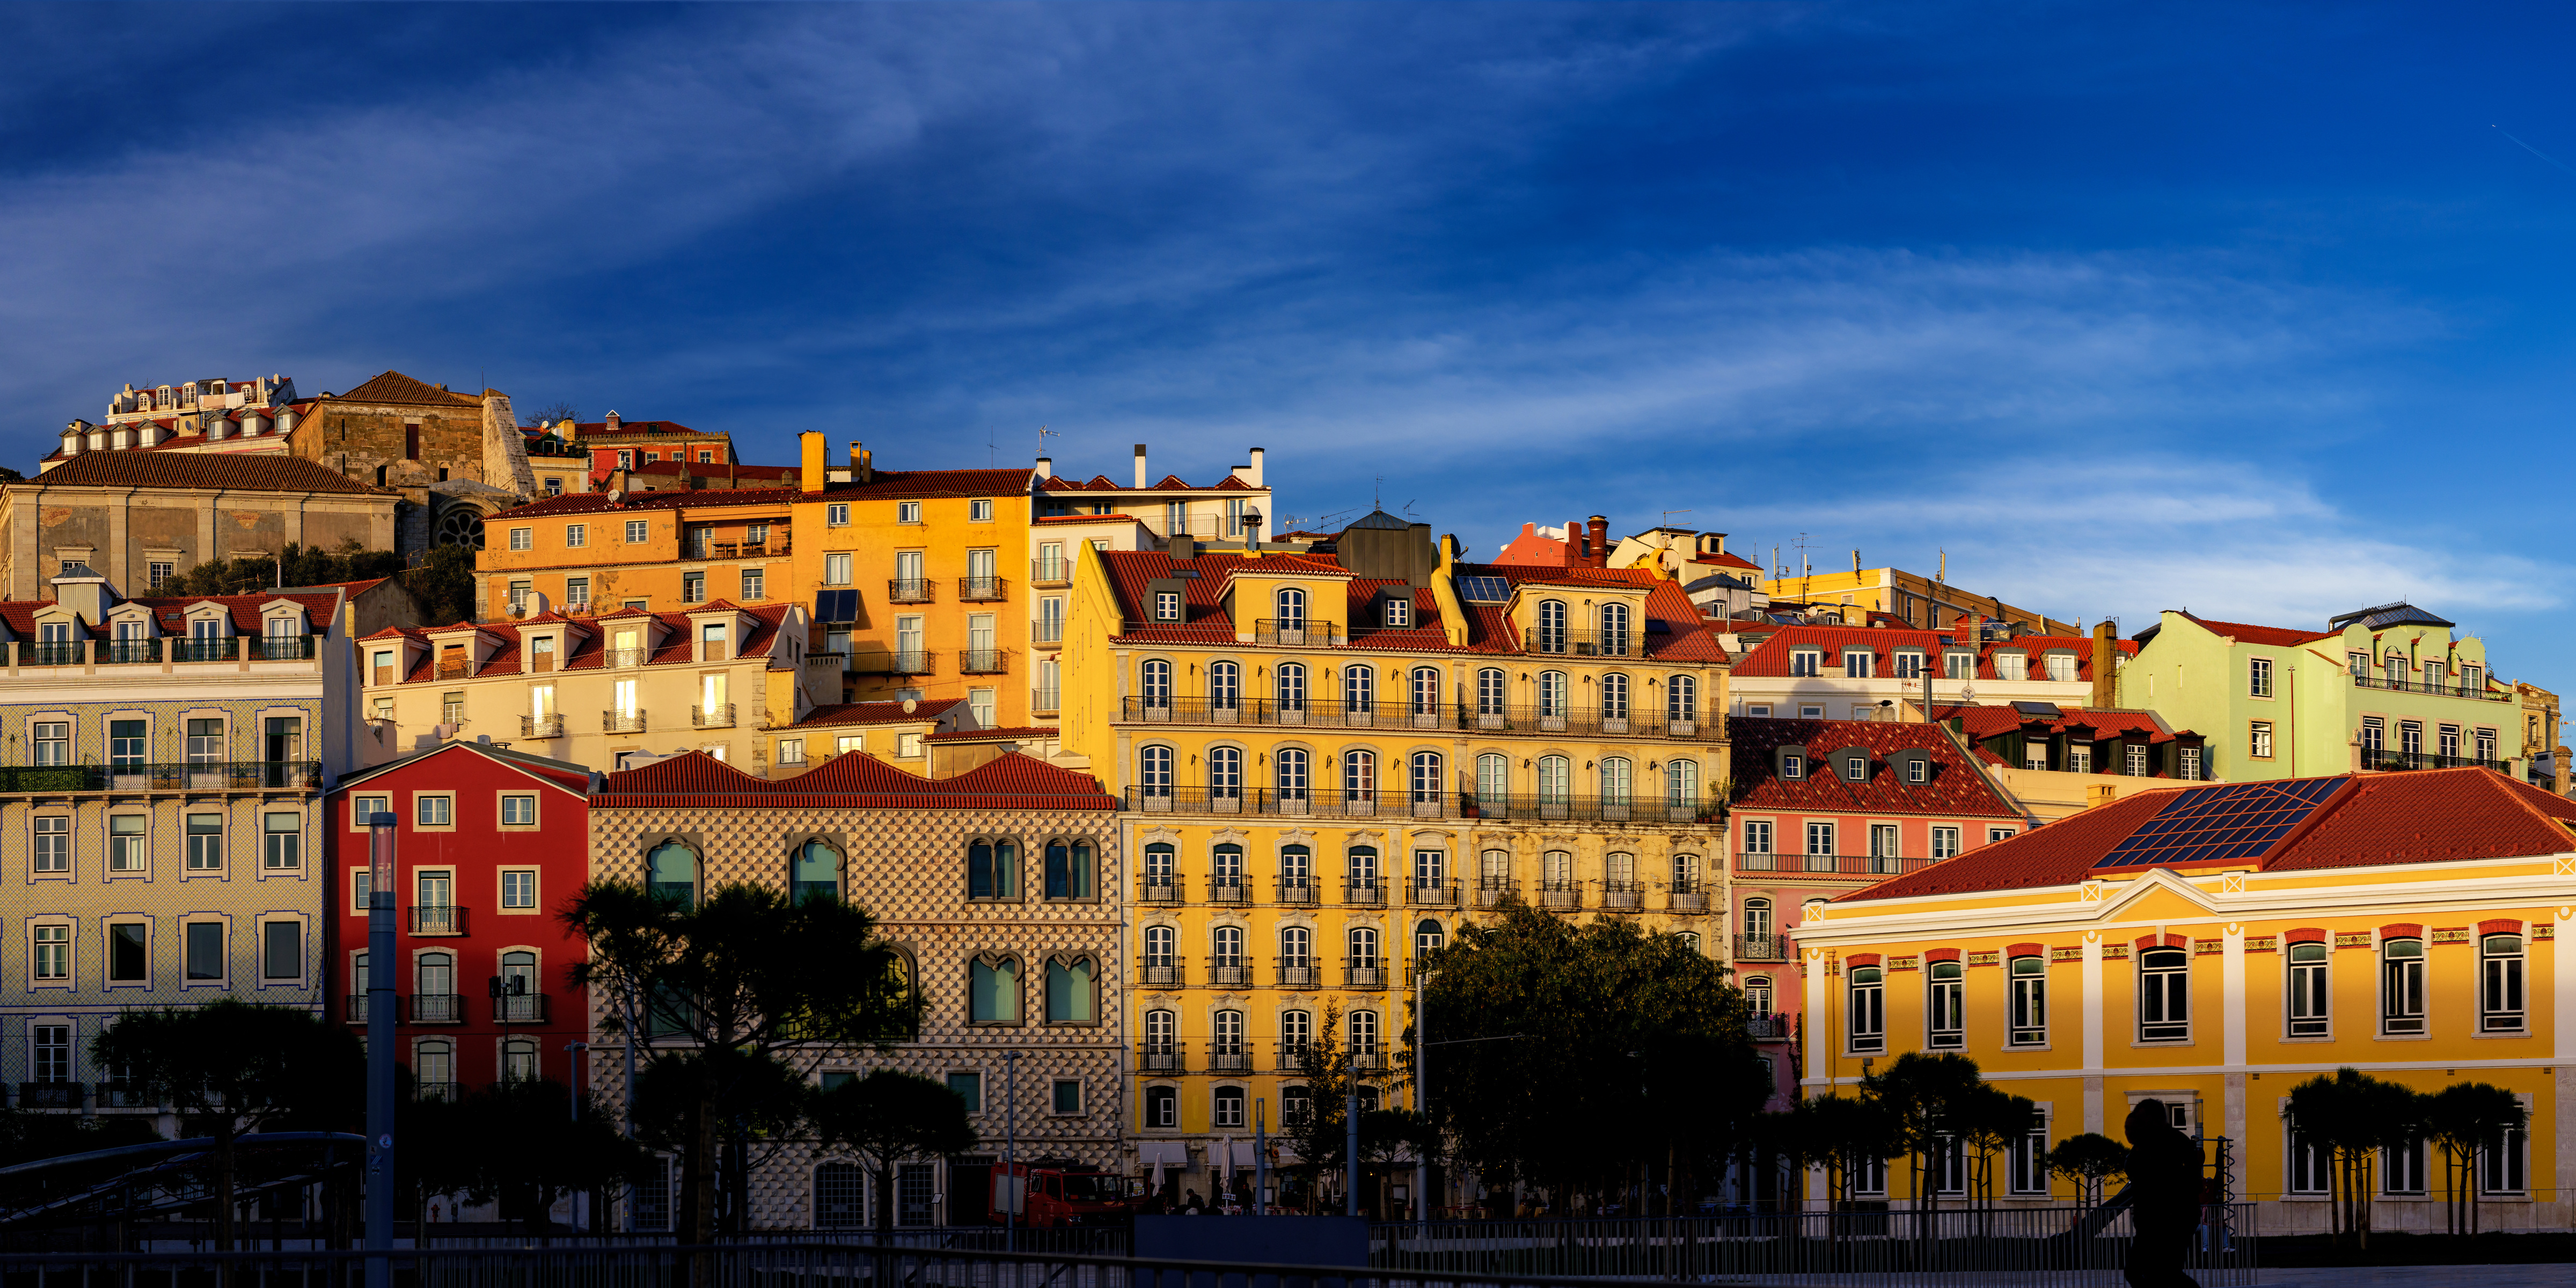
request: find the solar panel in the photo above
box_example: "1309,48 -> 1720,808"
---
2094,777 -> 2347,869
1456,575 -> 1510,603
2011,701 -> 2062,719
813,589 -> 859,623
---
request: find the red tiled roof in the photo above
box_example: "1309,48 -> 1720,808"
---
925,726 -> 1059,743
490,487 -> 801,520
365,603 -> 795,683
2171,613 -> 2338,648
0,590 -> 340,639
621,459 -> 798,480
1729,717 -> 2019,818
1836,767 -> 2576,902
573,421 -> 723,438
1935,704 -> 2182,742
794,700 -> 962,727
1733,625 -> 2132,680
819,469 -> 1031,501
328,371 -> 480,407
331,739 -> 595,795
594,749 -> 1112,809
24,452 -> 391,495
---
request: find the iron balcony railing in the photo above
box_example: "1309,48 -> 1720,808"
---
2351,672 -> 2511,702
1031,619 -> 1065,644
1253,618 -> 1343,647
1275,1042 -> 1314,1071
1408,878 -> 1458,908
1275,876 -> 1318,905
959,648 -> 1008,674
1205,1043 -> 1253,1074
603,711 -> 648,733
99,640 -> 161,664
958,577 -> 1008,603
1669,886 -> 1709,913
522,714 -> 565,737
343,995 -> 376,1023
1138,876 -> 1183,904
1139,962 -> 1184,987
1733,850 -> 1937,876
494,994 -> 548,1023
1472,879 -> 1514,908
412,906 -> 469,935
888,579 -> 935,604
1114,696 -> 1714,742
1275,961 -> 1320,989
1205,957 -> 1254,987
1030,687 -> 1060,714
1601,880 -> 1644,912
604,648 -> 650,668
1451,702 -> 1716,741
1030,558 -> 1072,586
857,650 -> 932,675
1347,1049 -> 1385,1072
0,760 -> 323,794
2361,748 -> 2507,772
1538,882 -> 1579,911
1123,785 -> 1723,824
1343,879 -> 1385,907
175,638 -> 245,663
248,636 -> 318,661
1345,962 -> 1387,990
410,993 -> 466,1023
1523,628 -> 1656,658
1734,934 -> 1790,961
693,704 -> 736,729
1136,1043 -> 1184,1074
1745,1014 -> 1790,1040
23,642 -> 85,665
1207,876 -> 1252,905
414,1081 -> 460,1102
17,1082 -> 82,1110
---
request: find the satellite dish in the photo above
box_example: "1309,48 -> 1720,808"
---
902,698 -> 918,714
606,489 -> 625,506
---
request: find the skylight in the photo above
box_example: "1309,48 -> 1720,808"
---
1455,575 -> 1510,603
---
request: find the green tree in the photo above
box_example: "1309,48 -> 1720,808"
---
562,880 -> 918,1247
2422,1081 -> 2527,1236
1283,999 -> 1360,1208
1860,1051 -> 1986,1220
90,1000 -> 361,1249
450,1079 -> 655,1232
1951,1081 -> 2038,1206
172,538 -> 405,598
406,542 -> 479,625
2284,1067 -> 2421,1249
2044,1132 -> 2129,1206
813,1071 -> 978,1230
1791,1092 -> 1900,1208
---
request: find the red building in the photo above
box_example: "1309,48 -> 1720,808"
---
326,741 -> 596,1098
1723,716 -> 2024,1110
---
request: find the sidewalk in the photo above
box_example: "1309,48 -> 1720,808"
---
2255,1268 -> 2576,1287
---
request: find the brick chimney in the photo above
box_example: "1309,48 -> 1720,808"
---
2091,620 -> 2119,709
1959,613 -> 1986,648
1587,515 -> 1610,568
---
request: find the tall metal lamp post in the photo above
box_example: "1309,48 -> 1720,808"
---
365,811 -> 398,1288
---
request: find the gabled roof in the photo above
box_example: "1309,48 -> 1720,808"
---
491,488 -> 802,520
364,603 -> 795,682
1936,704 -> 2182,743
1836,766 -> 2576,901
328,371 -> 481,407
330,740 -> 595,795
1729,717 -> 2019,818
0,590 -> 340,638
793,700 -> 962,727
24,452 -> 391,495
819,469 -> 1033,501
2156,612 -> 2339,649
1732,624 -> 2133,680
591,749 -> 1113,809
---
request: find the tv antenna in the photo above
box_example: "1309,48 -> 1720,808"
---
1661,508 -> 1692,529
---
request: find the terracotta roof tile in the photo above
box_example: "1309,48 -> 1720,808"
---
820,469 -> 1031,501
25,452 -> 391,495
595,748 -> 1111,809
1730,717 -> 2019,818
491,488 -> 801,520
369,603 -> 793,682
329,371 -> 481,407
794,700 -> 962,727
2176,613 -> 2339,648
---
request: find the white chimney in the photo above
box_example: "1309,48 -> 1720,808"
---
1133,444 -> 1148,489
1035,455 -> 1052,479
1248,447 -> 1265,487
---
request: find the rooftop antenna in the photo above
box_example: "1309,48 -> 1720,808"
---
1037,426 -> 1059,464
989,428 -> 997,467
1660,508 -> 1692,529
1374,477 -> 1385,512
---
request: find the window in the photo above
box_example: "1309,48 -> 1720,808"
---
1742,819 -> 1774,855
32,1024 -> 69,1084
1343,664 -> 1374,712
1804,821 -> 1836,859
109,720 -> 144,769
625,519 -> 650,543
1927,960 -> 1964,1049
1274,587 -> 1306,627
417,795 -> 452,827
1052,1079 -> 1084,1114
180,812 -> 225,872
2138,947 -> 2189,1041
969,838 -> 1020,899
2008,1125 -> 2052,1196
970,499 -> 994,522
1666,758 -> 1699,810
1995,653 -> 2028,681
108,922 -> 147,983
503,870 -> 537,909
2483,1117 -> 2529,1195
2249,721 -> 2273,759
263,920 -> 302,980
2383,1136 -> 2428,1195
1930,825 -> 1961,859
1210,1084 -> 1246,1129
1154,590 -> 1181,621
260,809 -> 297,870
1138,744 -> 1174,799
897,731 -> 924,758
1842,648 -> 1874,678
1848,965 -> 1884,1053
648,840 -> 697,907
109,815 -> 147,872
1781,753 -> 1804,781
1601,672 -> 1629,721
2481,933 -> 2524,1031
2288,1121 -> 2332,1195
1384,596 -> 1410,627
1045,957 -> 1096,1023
185,922 -> 225,981
565,524 -> 587,548
968,956 -> 1021,1024
2044,653 -> 2077,682
2381,938 -> 2425,1035
1945,652 -> 1974,680
821,552 -> 852,586
1282,1085 -> 1313,1128
1145,1085 -> 1178,1129
945,1072 -> 982,1112
1044,839 -> 1095,899
2287,941 -> 2329,1036
827,503 -> 851,526
2400,720 -> 2423,755
508,526 -> 533,551
2008,956 -> 2046,1045
1790,650 -> 1821,678
2477,727 -> 2498,762
149,560 -> 174,589
32,924 -> 69,980
1345,749 -> 1378,804
32,721 -> 68,766
682,572 -> 705,603
2439,724 -> 2461,759
897,502 -> 921,524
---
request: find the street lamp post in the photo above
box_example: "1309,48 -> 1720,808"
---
1414,968 -> 1429,1239
1004,1050 -> 1020,1252
365,811 -> 397,1288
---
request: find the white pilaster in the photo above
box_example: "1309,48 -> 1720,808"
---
2082,932 -> 2104,1072
2222,926 -> 2246,1068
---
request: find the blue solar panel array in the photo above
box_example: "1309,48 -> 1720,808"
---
813,589 -> 860,623
2093,777 -> 2349,869
1456,575 -> 1511,603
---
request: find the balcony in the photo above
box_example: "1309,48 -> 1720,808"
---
1602,881 -> 1643,912
1346,1050 -> 1385,1073
604,648 -> 650,668
1031,620 -> 1064,645
1137,1044 -> 1185,1074
248,636 -> 317,661
1275,877 -> 1319,906
1537,883 -> 1579,912
2351,672 -> 2510,702
99,640 -> 161,664
1472,880 -> 1515,909
412,906 -> 469,935
1275,962 -> 1320,989
1732,851 -> 1934,877
22,641 -> 86,666
1030,558 -> 1073,587
1205,1043 -> 1254,1074
494,994 -> 549,1023
98,1082 -> 152,1108
1253,618 -> 1344,648
1745,1015 -> 1790,1041
1523,628 -> 1650,658
1343,879 -> 1385,908
410,993 -> 466,1023
1205,958 -> 1254,988
2361,748 -> 2507,772
0,760 -> 324,795
521,714 -> 565,738
1345,962 -> 1387,990
693,703 -> 736,729
888,579 -> 935,604
958,577 -> 1008,603
1275,1043 -> 1314,1072
1138,876 -> 1184,904
415,1081 -> 460,1103
175,638 -> 248,663
1030,687 -> 1060,715
1113,697 -> 1724,742
1407,879 -> 1458,908
959,649 -> 1008,675
603,711 -> 648,733
1122,786 -> 1719,824
1140,962 -> 1185,988
853,650 -> 933,675
343,994 -> 389,1023
1668,888 -> 1709,914
18,1083 -> 82,1110
1733,934 -> 1790,962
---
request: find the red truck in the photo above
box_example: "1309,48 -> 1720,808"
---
992,1158 -> 1136,1227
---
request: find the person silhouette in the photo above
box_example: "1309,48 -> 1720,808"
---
2123,1100 -> 2202,1288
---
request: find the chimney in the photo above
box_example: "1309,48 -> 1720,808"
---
1133,444 -> 1150,489
2091,620 -> 2119,709
1248,447 -> 1265,487
1960,613 -> 1986,648
799,432 -> 825,493
850,441 -> 873,484
1170,536 -> 1196,562
1587,515 -> 1610,568
604,411 -> 621,431
1036,455 -> 1052,480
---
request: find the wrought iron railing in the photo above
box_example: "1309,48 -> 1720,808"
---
2351,672 -> 2510,702
604,711 -> 648,733
888,579 -> 934,604
1030,558 -> 1072,586
693,704 -> 736,728
1734,934 -> 1790,961
958,577 -> 1008,603
1733,851 -> 1935,876
2361,748 -> 2507,772
410,993 -> 466,1023
494,994 -> 548,1023
0,760 -> 322,793
959,649 -> 1007,674
522,714 -> 565,737
1252,618 -> 1342,647
412,906 -> 469,935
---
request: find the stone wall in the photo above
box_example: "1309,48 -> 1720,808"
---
0,486 -> 399,599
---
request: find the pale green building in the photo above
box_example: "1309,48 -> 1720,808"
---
2119,603 -> 2521,782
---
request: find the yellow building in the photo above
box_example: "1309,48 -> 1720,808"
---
1063,513 -> 1733,1199
1790,767 -> 2570,1232
1759,560 -> 2075,635
473,487 -> 796,622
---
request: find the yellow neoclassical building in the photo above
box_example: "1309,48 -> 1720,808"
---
1062,514 -> 1734,1198
1790,767 -> 2572,1232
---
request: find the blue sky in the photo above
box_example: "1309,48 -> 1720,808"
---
5,3 -> 2573,686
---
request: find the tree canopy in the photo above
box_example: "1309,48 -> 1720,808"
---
813,1071 -> 978,1230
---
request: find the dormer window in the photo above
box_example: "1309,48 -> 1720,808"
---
1994,652 -> 2028,682
1155,591 -> 1181,622
1906,758 -> 1928,784
1945,651 -> 1975,680
1776,744 -> 1809,780
1839,752 -> 1871,783
1790,650 -> 1823,678
2044,653 -> 2078,682
1384,597 -> 1410,628
1842,649 -> 1875,678
1893,650 -> 1924,678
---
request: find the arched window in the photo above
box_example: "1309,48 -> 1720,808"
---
1045,955 -> 1096,1023
503,1037 -> 538,1082
792,840 -> 841,904
1666,759 -> 1700,811
968,955 -> 1021,1024
1282,1010 -> 1314,1067
1538,671 -> 1568,719
1671,852 -> 1700,894
1742,898 -> 1773,939
1416,918 -> 1445,956
1045,839 -> 1096,900
1138,747 -> 1176,802
1274,587 -> 1307,628
1140,658 -> 1173,711
416,950 -> 454,1001
1346,845 -> 1380,894
1142,841 -> 1176,893
1143,926 -> 1177,984
1476,668 -> 1506,716
1537,755 -> 1570,804
1348,926 -> 1380,967
1211,843 -> 1245,898
1536,600 -> 1568,653
1276,748 -> 1310,803
1280,926 -> 1313,967
815,1161 -> 866,1228
1344,749 -> 1377,806
1278,844 -> 1312,898
1143,1010 -> 1179,1075
1210,660 -> 1241,712
1600,757 -> 1633,804
1413,846 -> 1446,892
1213,924 -> 1246,968
647,840 -> 697,907
1209,747 -> 1243,804
1542,850 -> 1572,890
1745,975 -> 1774,1014
1277,662 -> 1308,713
1675,931 -> 1701,953
1344,664 -> 1375,714
1601,672 -> 1630,722
498,950 -> 537,1020
1410,667 -> 1442,717
1668,675 -> 1698,724
1213,1084 -> 1248,1128
968,838 -> 1020,899
1480,848 -> 1511,893
1605,851 -> 1636,890
414,1039 -> 453,1097
1600,602 -> 1631,656
1349,1008 -> 1380,1058
1409,751 -> 1444,806
1476,752 -> 1509,802
1282,1084 -> 1314,1126
1213,1009 -> 1247,1059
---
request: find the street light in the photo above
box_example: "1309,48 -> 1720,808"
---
365,811 -> 397,1288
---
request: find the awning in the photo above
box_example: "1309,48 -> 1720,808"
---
814,589 -> 860,623
1134,1141 -> 1192,1168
